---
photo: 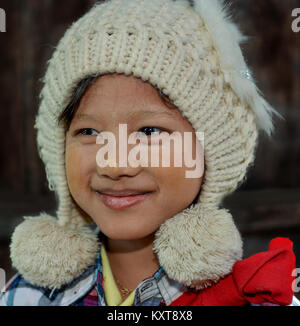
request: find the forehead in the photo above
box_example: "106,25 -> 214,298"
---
80,74 -> 165,105
74,74 -> 182,120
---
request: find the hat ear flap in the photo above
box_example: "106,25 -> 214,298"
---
153,204 -> 243,289
10,213 -> 99,290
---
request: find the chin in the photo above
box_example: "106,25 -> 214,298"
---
99,225 -> 156,241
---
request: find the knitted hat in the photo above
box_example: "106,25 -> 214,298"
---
10,0 -> 281,290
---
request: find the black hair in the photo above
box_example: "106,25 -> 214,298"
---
57,73 -> 101,130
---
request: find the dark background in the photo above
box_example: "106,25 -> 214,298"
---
0,0 -> 299,300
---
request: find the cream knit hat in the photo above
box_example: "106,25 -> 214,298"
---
10,0 -> 282,290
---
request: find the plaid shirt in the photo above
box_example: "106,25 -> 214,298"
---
1,241 -> 300,306
0,243 -> 186,306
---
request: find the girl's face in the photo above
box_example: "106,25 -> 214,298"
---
65,74 -> 203,240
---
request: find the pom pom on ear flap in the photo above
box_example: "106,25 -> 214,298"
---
153,204 -> 243,289
10,213 -> 99,290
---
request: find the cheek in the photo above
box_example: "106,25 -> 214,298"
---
154,165 -> 203,208
65,145 -> 95,194
158,138 -> 203,201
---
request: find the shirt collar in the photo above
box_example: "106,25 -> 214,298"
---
95,241 -> 186,306
100,242 -> 136,306
45,238 -> 187,306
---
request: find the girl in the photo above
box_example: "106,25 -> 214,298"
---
1,0 -> 298,306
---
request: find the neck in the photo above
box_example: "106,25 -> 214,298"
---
105,233 -> 160,290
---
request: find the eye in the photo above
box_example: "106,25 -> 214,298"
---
138,127 -> 165,136
76,128 -> 99,136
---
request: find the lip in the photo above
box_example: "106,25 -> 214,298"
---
96,191 -> 153,210
97,189 -> 151,196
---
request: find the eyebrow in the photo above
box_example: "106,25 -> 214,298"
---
128,110 -> 175,119
74,113 -> 101,122
74,109 -> 175,122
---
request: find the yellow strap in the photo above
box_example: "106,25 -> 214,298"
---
101,244 -> 136,306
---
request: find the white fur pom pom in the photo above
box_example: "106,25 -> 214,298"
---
10,213 -> 99,290
153,205 -> 243,289
177,0 -> 284,137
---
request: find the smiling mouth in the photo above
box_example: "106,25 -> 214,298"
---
95,191 -> 153,210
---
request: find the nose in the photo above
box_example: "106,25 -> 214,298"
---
95,143 -> 143,181
96,160 -> 142,180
